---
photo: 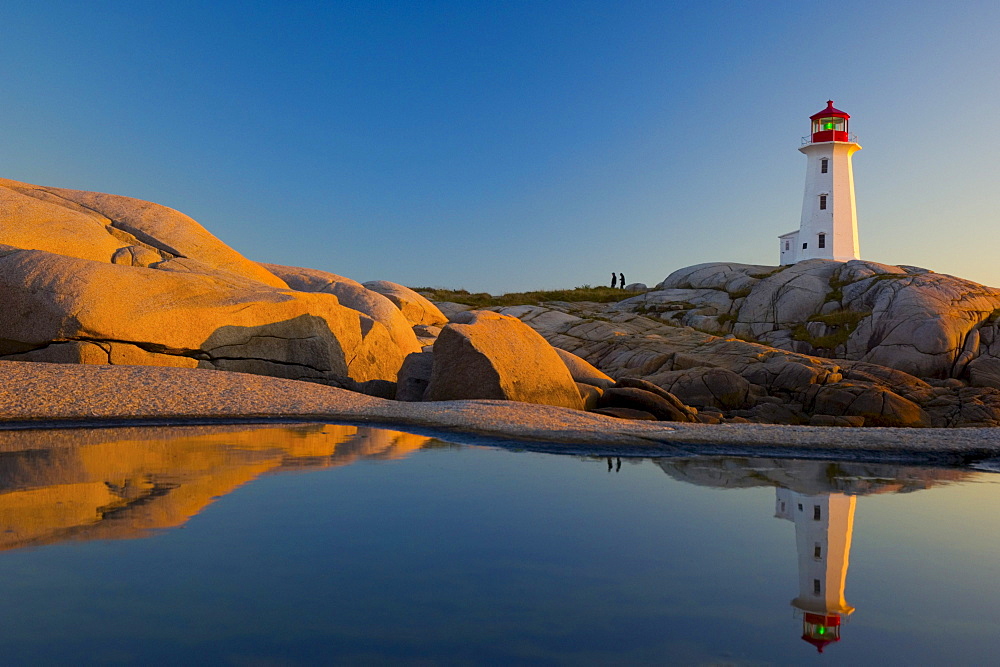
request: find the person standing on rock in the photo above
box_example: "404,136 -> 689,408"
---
611,272 -> 617,289
619,273 -> 625,289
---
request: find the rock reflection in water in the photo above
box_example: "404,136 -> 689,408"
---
0,424 -> 439,551
656,456 -> 971,654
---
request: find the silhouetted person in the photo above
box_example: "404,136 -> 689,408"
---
616,457 -> 621,472
619,273 -> 625,289
607,457 -> 613,471
611,272 -> 617,289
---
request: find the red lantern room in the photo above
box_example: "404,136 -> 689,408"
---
809,100 -> 851,143
801,613 -> 843,653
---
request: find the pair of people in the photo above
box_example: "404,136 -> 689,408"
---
610,272 -> 625,289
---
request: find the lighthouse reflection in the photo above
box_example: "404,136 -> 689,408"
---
0,427 -> 978,657
775,487 -> 854,652
656,457 -> 970,654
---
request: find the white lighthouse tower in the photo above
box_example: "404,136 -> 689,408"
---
779,101 -> 861,265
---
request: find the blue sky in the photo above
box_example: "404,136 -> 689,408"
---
2,1 -> 998,292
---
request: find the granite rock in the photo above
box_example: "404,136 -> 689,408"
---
263,263 -> 422,357
396,351 -> 435,402
364,280 -> 448,326
0,247 -> 404,384
554,347 -> 615,389
424,311 -> 584,409
0,177 -> 286,287
597,387 -> 695,422
645,367 -> 760,410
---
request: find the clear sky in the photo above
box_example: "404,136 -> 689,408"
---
2,1 -> 997,293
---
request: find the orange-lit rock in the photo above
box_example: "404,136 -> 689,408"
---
0,177 -> 286,286
0,248 -> 403,382
263,263 -> 422,357
0,178 -> 415,384
426,311 -> 584,410
364,280 -> 448,326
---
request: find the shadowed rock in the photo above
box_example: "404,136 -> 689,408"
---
801,382 -> 931,427
598,387 -> 696,422
644,367 -> 760,410
576,383 -> 603,410
397,351 -> 435,402
613,377 -> 698,419
592,406 -> 657,420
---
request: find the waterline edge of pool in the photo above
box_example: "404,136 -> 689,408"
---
2,360 -> 1000,466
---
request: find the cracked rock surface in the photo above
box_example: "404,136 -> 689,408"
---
612,259 -> 1000,383
0,178 -> 422,388
484,291 -> 1000,427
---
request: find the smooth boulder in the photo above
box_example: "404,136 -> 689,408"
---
424,311 -> 584,409
597,387 -> 696,422
263,263 -> 422,356
396,351 -> 435,402
554,347 -> 615,389
363,280 -> 448,326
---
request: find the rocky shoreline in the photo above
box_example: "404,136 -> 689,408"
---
3,176 -> 1000,445
2,361 -> 1000,466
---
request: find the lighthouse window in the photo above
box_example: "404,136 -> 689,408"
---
813,579 -> 822,595
814,544 -> 822,559
821,159 -> 828,173
818,234 -> 826,249
785,241 -> 790,251
819,195 -> 827,210
813,505 -> 822,520
802,242 -> 808,250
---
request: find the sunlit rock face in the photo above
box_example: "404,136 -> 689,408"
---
363,280 -> 448,327
425,311 -> 584,410
622,259 -> 1000,384
0,178 -> 415,385
552,347 -> 615,390
0,178 -> 286,286
0,424 -> 435,551
262,263 -> 423,358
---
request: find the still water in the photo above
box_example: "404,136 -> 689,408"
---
0,423 -> 997,665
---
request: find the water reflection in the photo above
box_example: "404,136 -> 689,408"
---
0,424 -> 442,551
656,457 -> 971,654
0,425 -> 985,658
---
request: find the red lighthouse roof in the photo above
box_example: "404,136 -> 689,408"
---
810,100 -> 850,120
807,100 -> 853,143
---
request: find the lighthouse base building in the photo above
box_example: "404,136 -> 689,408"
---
780,101 -> 861,265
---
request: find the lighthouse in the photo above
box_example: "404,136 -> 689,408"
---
779,101 -> 861,265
